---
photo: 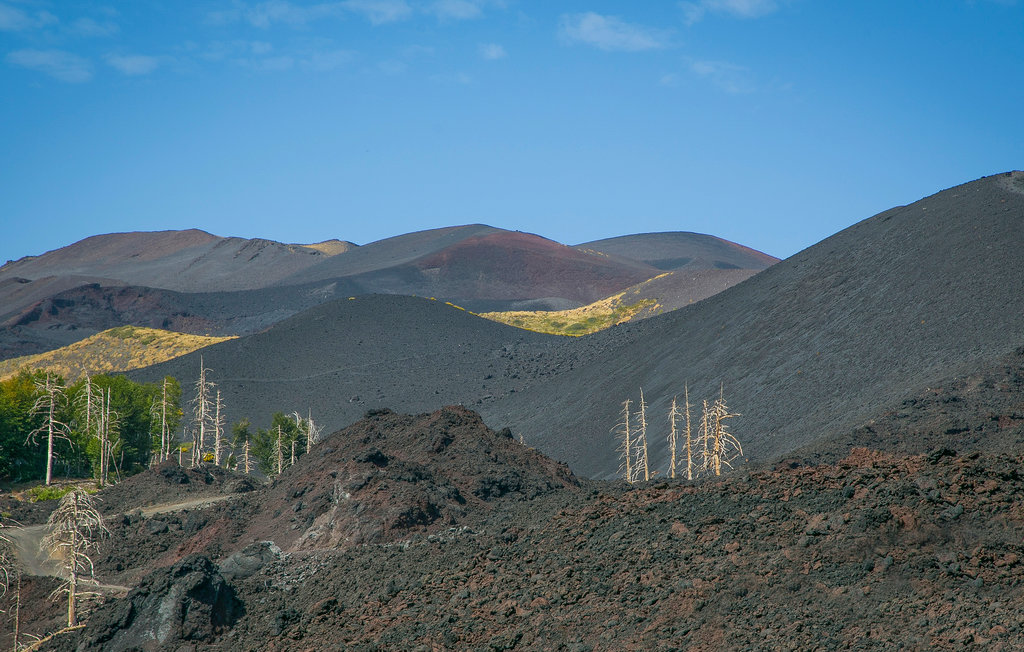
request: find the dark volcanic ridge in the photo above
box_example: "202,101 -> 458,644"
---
0,229 -> 333,294
0,223 -> 777,361
576,230 -> 779,271
128,293 -> 592,436
481,171 -> 1024,478
25,410 -> 1024,651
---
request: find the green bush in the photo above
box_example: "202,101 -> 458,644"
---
27,484 -> 96,502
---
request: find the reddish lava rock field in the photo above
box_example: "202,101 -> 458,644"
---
5,407 -> 1023,650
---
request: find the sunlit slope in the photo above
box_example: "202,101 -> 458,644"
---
0,326 -> 235,380
479,285 -> 662,336
479,266 -> 761,335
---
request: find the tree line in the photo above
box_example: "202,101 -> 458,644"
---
0,358 -> 324,485
0,369 -> 182,485
617,385 -> 744,484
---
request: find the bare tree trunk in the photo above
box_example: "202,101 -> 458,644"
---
67,501 -> 78,627
306,409 -> 314,452
213,390 -> 223,466
668,396 -> 678,479
12,572 -> 20,652
684,385 -> 693,481
31,373 -> 70,487
161,378 -> 168,462
701,399 -> 710,474
45,395 -> 55,486
637,388 -> 649,483
619,399 -> 632,483
243,440 -> 252,474
276,426 -> 284,476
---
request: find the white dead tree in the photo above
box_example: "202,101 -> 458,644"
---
668,396 -> 679,480
292,410 -> 323,458
304,409 -> 322,452
242,439 -> 253,474
615,398 -> 633,484
149,377 -> 175,464
275,425 -> 284,476
213,390 -> 225,466
700,399 -> 711,475
190,357 -> 216,467
684,385 -> 694,481
707,388 -> 743,476
29,372 -> 72,486
43,490 -> 109,628
631,389 -> 650,484
95,388 -> 120,487
0,522 -> 20,649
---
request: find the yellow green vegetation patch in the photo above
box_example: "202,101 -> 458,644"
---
480,297 -> 656,336
0,326 -> 236,380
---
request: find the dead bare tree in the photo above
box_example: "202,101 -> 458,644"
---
615,398 -> 633,483
43,490 -> 109,628
243,439 -> 253,474
304,409 -> 322,452
684,385 -> 694,481
275,425 -> 284,476
632,389 -> 650,483
190,357 -> 215,467
668,395 -> 679,479
29,372 -> 72,487
0,522 -> 20,650
707,387 -> 743,476
700,399 -> 711,475
95,388 -> 119,487
213,390 -> 225,466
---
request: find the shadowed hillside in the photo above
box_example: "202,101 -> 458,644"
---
0,229 -> 341,293
576,231 -> 779,271
129,294 -> 581,434
481,172 -> 1024,478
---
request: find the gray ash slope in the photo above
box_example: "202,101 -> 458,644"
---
130,294 -> 591,433
576,231 -> 779,271
480,171 -> 1024,478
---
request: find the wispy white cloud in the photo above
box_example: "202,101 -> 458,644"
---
427,0 -> 505,21
254,55 -> 295,71
207,1 -> 345,27
70,16 -> 119,37
430,71 -> 472,84
479,42 -> 506,60
303,48 -> 355,70
681,0 -> 779,25
0,2 -> 57,31
340,0 -> 412,24
105,54 -> 160,75
429,0 -> 480,20
559,13 -> 672,52
378,59 -> 407,74
6,49 -> 93,82
688,58 -> 753,93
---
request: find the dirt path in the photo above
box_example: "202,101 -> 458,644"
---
6,494 -> 236,587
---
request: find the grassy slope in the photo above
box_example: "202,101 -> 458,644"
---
478,275 -> 668,336
0,326 -> 235,380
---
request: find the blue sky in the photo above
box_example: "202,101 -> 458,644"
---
2,1 -> 1022,265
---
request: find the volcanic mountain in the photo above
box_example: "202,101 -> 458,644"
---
576,231 -> 779,271
275,225 -> 663,311
481,171 -> 1024,477
0,229 -> 349,293
128,294 -> 579,433
125,173 -> 1024,479
2,225 -> 768,360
